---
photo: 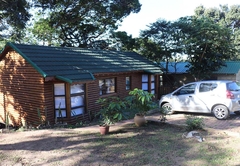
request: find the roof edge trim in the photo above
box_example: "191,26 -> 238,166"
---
55,75 -> 73,83
88,72 -> 95,80
6,42 -> 48,77
144,70 -> 163,74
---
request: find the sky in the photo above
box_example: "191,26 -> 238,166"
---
117,0 -> 240,37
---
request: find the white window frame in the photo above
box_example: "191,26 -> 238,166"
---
54,83 -> 67,118
70,84 -> 85,116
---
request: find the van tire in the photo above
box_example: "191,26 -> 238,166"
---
212,105 -> 229,120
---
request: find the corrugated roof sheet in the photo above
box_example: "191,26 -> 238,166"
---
214,61 -> 240,74
0,43 -> 162,83
160,61 -> 240,74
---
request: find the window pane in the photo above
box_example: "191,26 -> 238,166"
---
99,78 -> 115,95
106,78 -> 114,87
99,79 -> 104,87
71,107 -> 84,116
142,74 -> 148,82
55,97 -> 66,109
99,79 -> 105,95
151,82 -> 155,89
71,84 -> 84,94
151,90 -> 155,94
54,83 -> 65,95
71,95 -> 84,107
151,75 -> 155,81
142,83 -> 148,90
178,84 -> 196,95
55,109 -> 66,117
126,77 -> 130,90
107,78 -> 115,93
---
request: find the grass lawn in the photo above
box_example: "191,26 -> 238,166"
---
0,120 -> 240,166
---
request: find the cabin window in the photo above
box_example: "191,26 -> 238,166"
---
99,78 -> 115,95
151,75 -> 155,94
126,76 -> 131,90
142,74 -> 155,94
54,83 -> 86,118
70,84 -> 85,116
54,83 -> 67,118
142,74 -> 148,91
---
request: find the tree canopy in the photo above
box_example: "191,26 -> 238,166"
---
193,4 -> 240,59
32,0 -> 141,47
0,0 -> 31,42
139,15 -> 236,80
180,17 -> 235,80
1,1 -> 240,81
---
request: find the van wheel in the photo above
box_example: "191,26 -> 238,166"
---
212,105 -> 229,120
161,103 -> 174,115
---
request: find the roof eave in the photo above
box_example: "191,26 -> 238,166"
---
4,42 -> 48,78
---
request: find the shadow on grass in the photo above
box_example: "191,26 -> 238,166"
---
0,120 -> 238,166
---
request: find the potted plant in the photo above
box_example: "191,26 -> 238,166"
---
96,96 -> 127,135
127,88 -> 158,126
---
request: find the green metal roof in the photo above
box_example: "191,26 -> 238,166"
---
213,61 -> 240,74
0,42 -> 162,83
160,61 -> 240,74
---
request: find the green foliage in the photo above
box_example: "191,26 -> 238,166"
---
127,88 -> 158,115
30,18 -> 61,46
141,15 -> 235,80
179,16 -> 235,80
139,19 -> 183,63
110,31 -> 136,51
0,0 -> 31,41
194,4 -> 240,59
185,115 -> 205,131
96,96 -> 127,126
33,0 -> 141,47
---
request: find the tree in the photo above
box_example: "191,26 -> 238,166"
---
33,0 -> 141,47
178,16 -> 236,80
109,31 -> 136,51
30,18 -> 61,46
139,19 -> 184,63
0,0 -> 31,43
194,4 -> 240,59
139,16 -> 235,80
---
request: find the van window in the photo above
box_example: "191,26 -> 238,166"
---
199,83 -> 217,93
227,82 -> 240,91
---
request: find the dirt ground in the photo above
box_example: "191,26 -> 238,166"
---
1,113 -> 240,166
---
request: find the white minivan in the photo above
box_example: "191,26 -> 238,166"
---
159,80 -> 240,120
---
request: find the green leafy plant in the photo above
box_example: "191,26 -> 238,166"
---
185,115 -> 205,131
96,96 -> 127,126
127,88 -> 158,116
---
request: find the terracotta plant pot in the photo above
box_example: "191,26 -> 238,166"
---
134,113 -> 146,127
99,125 -> 110,135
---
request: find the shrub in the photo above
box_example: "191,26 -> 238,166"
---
185,115 -> 205,131
126,88 -> 158,116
